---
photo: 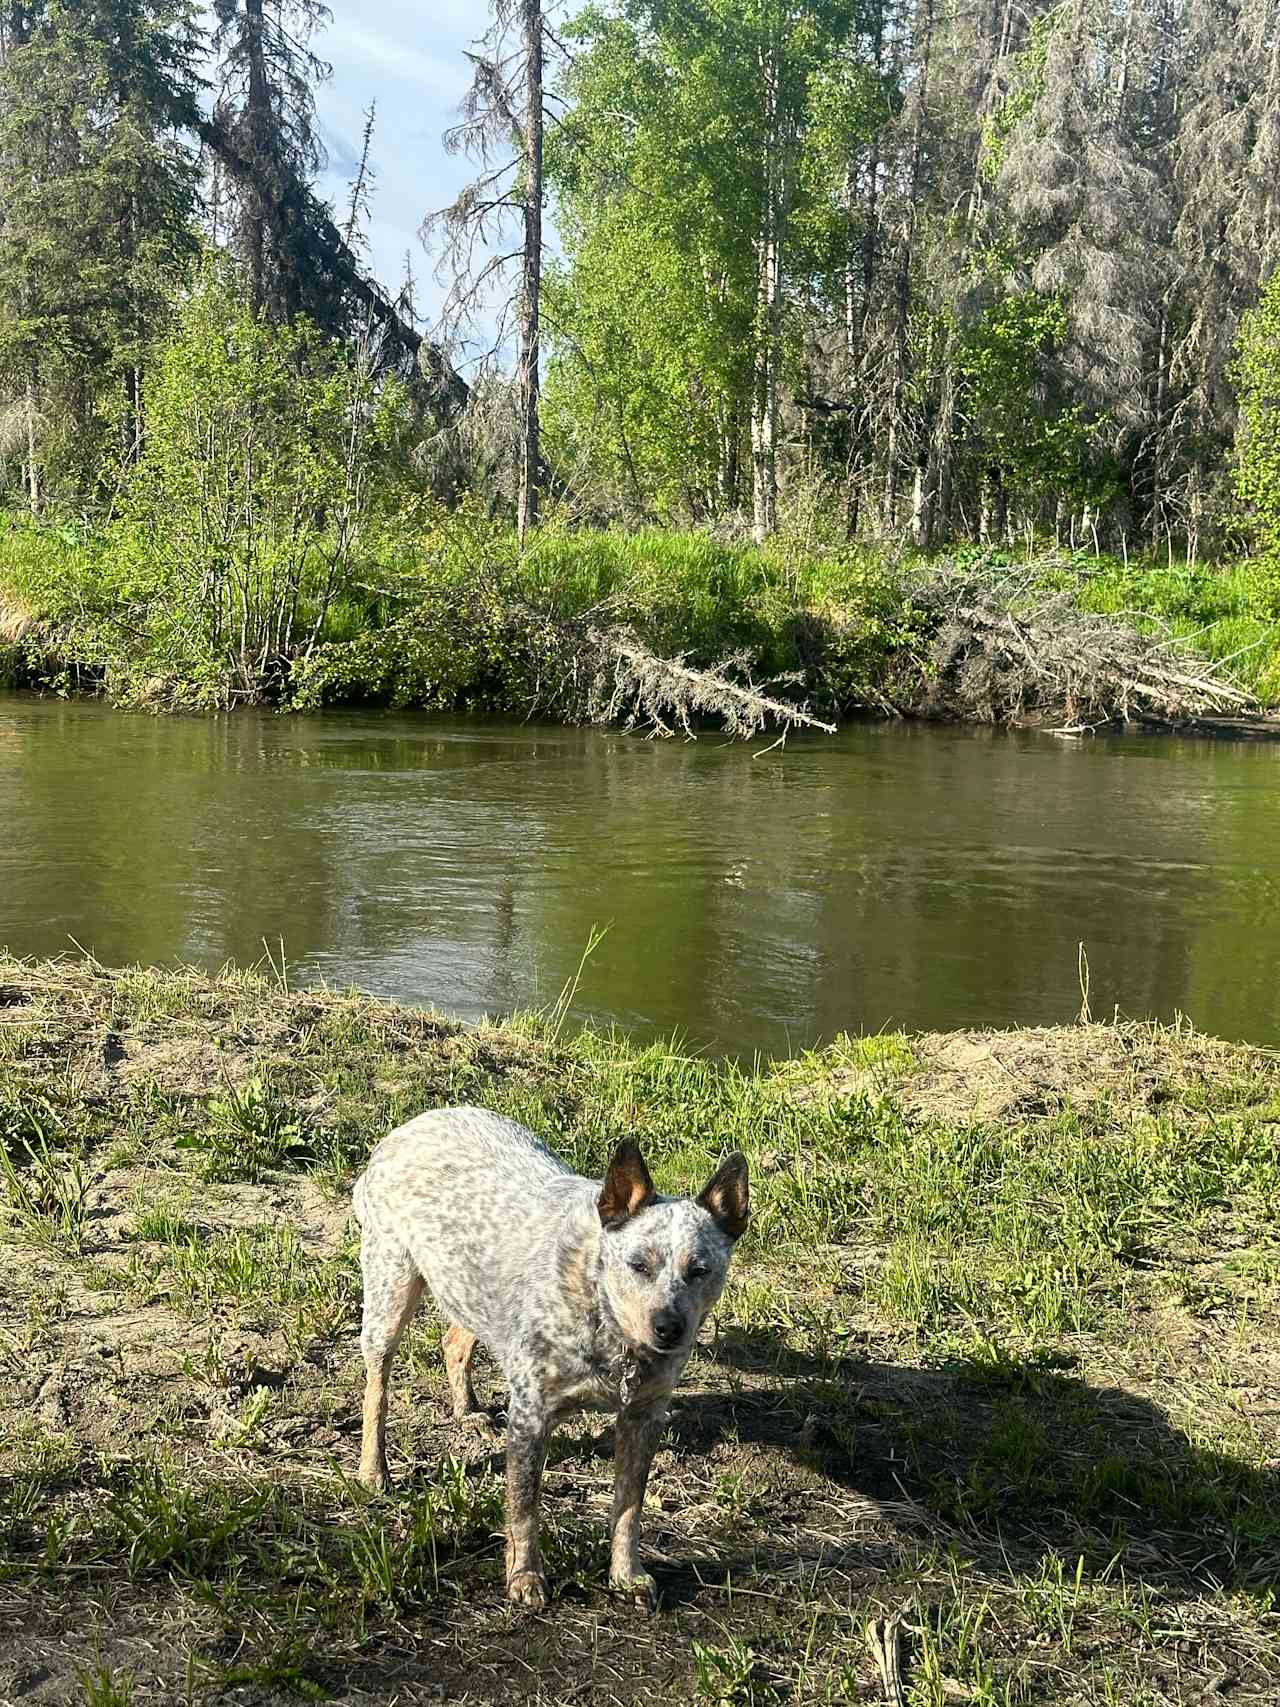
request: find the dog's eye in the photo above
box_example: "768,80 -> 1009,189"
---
685,1262 -> 710,1283
628,1257 -> 652,1278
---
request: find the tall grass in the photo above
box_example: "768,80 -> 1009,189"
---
6,504 -> 1280,711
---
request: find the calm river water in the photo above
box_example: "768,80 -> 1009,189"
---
2,692 -> 1278,1054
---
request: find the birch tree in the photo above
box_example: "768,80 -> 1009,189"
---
546,0 -> 864,535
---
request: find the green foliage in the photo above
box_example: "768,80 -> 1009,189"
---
1066,556 -> 1280,704
1234,271 -> 1280,561
0,0 -> 203,501
291,511 -> 528,712
32,269 -> 418,705
953,291 -> 1106,513
181,1077 -> 307,1183
692,1636 -> 766,1705
980,10 -> 1059,183
0,1119 -> 90,1252
542,231 -> 743,518
293,518 -> 922,717
76,1664 -> 135,1707
11,509 -> 1279,713
545,0 -> 873,518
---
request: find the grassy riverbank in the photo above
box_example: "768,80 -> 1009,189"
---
2,955 -> 1278,1704
4,512 -> 1280,725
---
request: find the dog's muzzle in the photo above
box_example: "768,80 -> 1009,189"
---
651,1308 -> 686,1350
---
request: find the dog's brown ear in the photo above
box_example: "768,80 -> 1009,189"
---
598,1140 -> 658,1227
697,1152 -> 750,1239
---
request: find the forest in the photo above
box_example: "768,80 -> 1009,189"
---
2,0 -> 1280,722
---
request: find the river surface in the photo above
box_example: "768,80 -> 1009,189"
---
2,691 -> 1279,1055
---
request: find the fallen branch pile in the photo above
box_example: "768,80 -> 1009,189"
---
909,572 -> 1257,726
584,625 -> 837,739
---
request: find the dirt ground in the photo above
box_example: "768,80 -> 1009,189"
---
809,1017 -> 1280,1127
2,958 -> 1279,1706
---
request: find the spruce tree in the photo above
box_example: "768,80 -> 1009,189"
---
209,0 -> 333,325
0,0 -> 203,504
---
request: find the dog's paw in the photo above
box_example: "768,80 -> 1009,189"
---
507,1569 -> 550,1609
457,1409 -> 502,1437
610,1570 -> 659,1612
357,1463 -> 391,1494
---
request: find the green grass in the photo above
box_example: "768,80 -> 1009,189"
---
7,503 -> 1280,717
1041,551 -> 1280,704
0,953 -> 1278,1702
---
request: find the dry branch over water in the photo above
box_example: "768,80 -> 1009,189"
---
585,625 -> 837,739
908,570 -> 1259,727
2,955 -> 1279,1703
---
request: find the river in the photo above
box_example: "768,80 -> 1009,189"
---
2,692 -> 1278,1055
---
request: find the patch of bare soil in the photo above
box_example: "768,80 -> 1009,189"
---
815,1019 -> 1280,1128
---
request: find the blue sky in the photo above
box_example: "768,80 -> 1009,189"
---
309,1 -> 502,340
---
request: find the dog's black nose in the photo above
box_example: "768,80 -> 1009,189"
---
652,1309 -> 684,1349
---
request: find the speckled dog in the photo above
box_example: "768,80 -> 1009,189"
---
352,1106 -> 749,1609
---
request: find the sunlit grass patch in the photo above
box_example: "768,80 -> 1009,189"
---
0,1092 -> 90,1251
123,1224 -> 356,1317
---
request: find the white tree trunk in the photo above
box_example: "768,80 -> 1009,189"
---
751,34 -> 782,545
517,0 -> 543,544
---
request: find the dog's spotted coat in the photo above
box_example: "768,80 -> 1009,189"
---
353,1106 -> 749,1608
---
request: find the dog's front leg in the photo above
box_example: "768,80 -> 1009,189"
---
609,1399 -> 669,1610
505,1392 -> 551,1607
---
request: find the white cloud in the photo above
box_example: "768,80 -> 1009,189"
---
323,16 -> 469,100
312,3 -> 486,317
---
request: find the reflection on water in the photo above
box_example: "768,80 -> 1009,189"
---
2,693 -> 1279,1054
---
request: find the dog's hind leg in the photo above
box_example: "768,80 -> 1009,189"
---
443,1321 -> 489,1425
358,1226 -> 424,1490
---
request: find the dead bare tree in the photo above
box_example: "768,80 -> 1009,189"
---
518,0 -> 543,542
423,0 -> 560,542
587,629 -> 836,738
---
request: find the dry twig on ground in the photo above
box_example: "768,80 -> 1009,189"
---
866,1610 -> 908,1705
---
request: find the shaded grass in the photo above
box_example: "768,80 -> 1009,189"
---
0,954 -> 1278,1702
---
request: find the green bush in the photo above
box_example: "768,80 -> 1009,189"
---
292,516 -> 921,717
7,492 -> 1277,714
0,267 -> 420,707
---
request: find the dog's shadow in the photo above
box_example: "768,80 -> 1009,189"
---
656,1324 -> 1279,1601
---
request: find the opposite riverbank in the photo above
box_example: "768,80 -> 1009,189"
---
2,955 -> 1278,1704
4,517 -> 1280,733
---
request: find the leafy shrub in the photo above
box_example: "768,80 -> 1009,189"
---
293,517 -> 922,718
181,1077 -> 307,1183
6,266 -> 420,707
